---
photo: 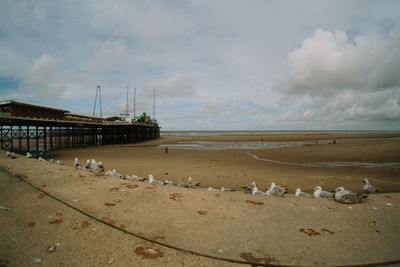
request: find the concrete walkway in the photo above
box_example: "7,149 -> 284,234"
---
1,153 -> 399,266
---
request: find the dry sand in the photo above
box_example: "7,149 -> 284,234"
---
49,132 -> 400,193
1,149 -> 400,266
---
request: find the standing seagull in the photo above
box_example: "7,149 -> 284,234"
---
74,158 -> 80,169
187,177 -> 200,188
84,160 -> 92,171
334,187 -> 365,204
148,174 -> 164,185
26,152 -> 33,158
363,178 -> 377,194
295,188 -> 311,197
313,186 -> 333,198
266,182 -> 287,196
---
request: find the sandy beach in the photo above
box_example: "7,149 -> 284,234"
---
49,132 -> 400,193
1,141 -> 400,266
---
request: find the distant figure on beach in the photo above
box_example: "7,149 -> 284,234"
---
261,137 -> 263,142
333,140 -> 336,144
165,146 -> 168,154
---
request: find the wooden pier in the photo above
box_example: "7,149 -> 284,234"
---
0,115 -> 160,154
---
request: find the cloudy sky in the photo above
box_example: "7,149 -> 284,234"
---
1,1 -> 399,131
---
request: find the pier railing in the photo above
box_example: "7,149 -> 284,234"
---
0,116 -> 160,154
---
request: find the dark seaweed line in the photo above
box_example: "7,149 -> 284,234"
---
1,165 -> 399,267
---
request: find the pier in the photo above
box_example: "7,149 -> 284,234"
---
0,116 -> 160,154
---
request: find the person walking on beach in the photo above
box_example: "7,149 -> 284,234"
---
165,146 -> 168,154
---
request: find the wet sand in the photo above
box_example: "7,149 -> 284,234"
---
50,132 -> 400,193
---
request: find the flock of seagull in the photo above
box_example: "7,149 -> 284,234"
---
6,151 -> 378,204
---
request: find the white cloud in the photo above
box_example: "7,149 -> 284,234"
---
145,73 -> 197,98
89,40 -> 128,72
24,54 -> 66,100
280,27 -> 400,95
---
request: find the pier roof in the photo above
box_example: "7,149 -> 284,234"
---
0,99 -> 69,112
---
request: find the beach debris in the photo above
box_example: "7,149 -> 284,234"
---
38,193 -> 46,199
218,249 -> 223,254
245,200 -> 264,205
34,258 -> 42,264
300,228 -> 320,236
107,258 -> 114,264
198,210 -> 208,215
325,207 -> 335,212
126,184 -> 138,189
169,193 -> 183,201
334,187 -> 365,204
134,247 -> 164,259
177,178 -> 188,187
109,187 -> 119,192
0,206 -> 11,211
321,228 -> 335,234
49,218 -> 63,224
363,178 -> 377,194
241,181 -> 257,194
74,158 -> 80,169
73,199 -> 78,202
104,202 -> 116,206
372,206 -> 378,210
266,182 -> 288,196
239,252 -> 276,265
56,160 -> 63,165
371,220 -> 377,226
221,187 -> 235,192
28,222 -> 35,227
386,202 -> 392,206
208,187 -> 220,192
26,152 -> 33,158
252,186 -> 265,195
47,244 -> 57,253
187,177 -> 200,188
148,174 -> 164,185
313,186 -> 333,198
113,199 -> 122,203
295,188 -> 311,197
73,220 -> 90,230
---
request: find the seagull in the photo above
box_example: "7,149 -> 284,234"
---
111,169 -> 123,178
177,178 -> 189,187
129,175 -> 145,182
334,187 -> 365,204
188,177 -> 200,188
10,152 -> 16,159
363,178 -> 377,194
313,186 -> 333,198
241,181 -> 257,194
56,160 -> 63,165
26,152 -> 33,158
6,151 -> 11,157
221,187 -> 235,192
266,182 -> 287,196
49,159 -> 55,164
164,180 -> 175,185
295,188 -> 311,197
208,187 -> 220,192
84,160 -> 92,170
38,157 -> 45,161
148,174 -> 164,185
92,161 -> 104,173
74,158 -> 80,168
252,186 -> 266,195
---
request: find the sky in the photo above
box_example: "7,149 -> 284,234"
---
0,0 -> 399,131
